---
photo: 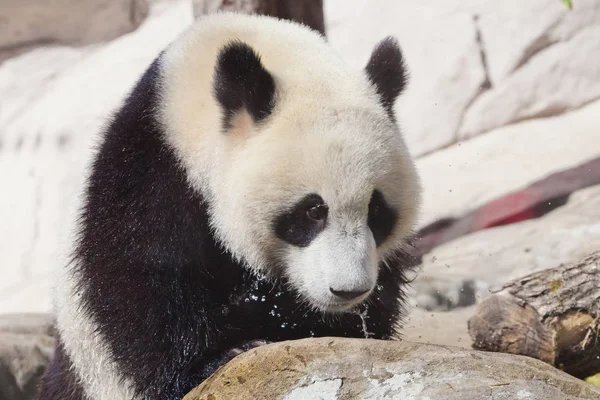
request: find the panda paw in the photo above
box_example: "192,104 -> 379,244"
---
198,339 -> 272,379
225,339 -> 272,358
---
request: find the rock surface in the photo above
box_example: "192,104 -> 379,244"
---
0,0 -> 149,63
458,0 -> 600,139
194,0 -> 259,15
413,156 -> 600,260
411,184 -> 600,312
402,305 -> 474,349
407,276 -> 490,312
0,0 -> 193,314
459,24 -> 600,140
417,100 -> 600,227
183,337 -> 600,399
326,0 -> 600,157
0,314 -> 55,400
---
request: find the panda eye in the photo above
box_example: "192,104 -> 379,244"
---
306,204 -> 328,221
368,190 -> 397,247
370,203 -> 380,216
274,193 -> 327,247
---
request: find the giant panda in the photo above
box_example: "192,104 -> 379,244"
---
37,11 -> 421,400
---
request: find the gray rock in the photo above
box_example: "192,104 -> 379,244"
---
325,0 -> 600,156
459,24 -> 600,140
0,0 -> 193,314
193,0 -> 259,16
0,0 -> 149,64
414,184 -> 600,299
402,305 -> 475,349
407,275 -> 490,312
417,100 -> 600,227
0,313 -> 55,400
475,0 -> 600,85
183,337 -> 600,399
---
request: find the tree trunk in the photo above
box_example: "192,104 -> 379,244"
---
193,0 -> 325,37
468,251 -> 600,379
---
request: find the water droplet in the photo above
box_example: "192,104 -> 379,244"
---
244,298 -> 249,303
356,308 -> 372,339
280,323 -> 288,328
273,305 -> 278,309
269,310 -> 276,316
309,330 -> 315,337
261,295 -> 266,302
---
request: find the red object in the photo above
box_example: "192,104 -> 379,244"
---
411,156 -> 600,259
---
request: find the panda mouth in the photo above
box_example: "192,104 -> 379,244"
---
312,292 -> 372,313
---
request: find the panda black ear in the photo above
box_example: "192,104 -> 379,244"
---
364,37 -> 408,119
213,41 -> 276,130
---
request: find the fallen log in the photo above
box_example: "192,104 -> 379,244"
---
468,251 -> 600,379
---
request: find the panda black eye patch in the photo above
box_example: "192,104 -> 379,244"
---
368,190 -> 397,247
274,193 -> 328,247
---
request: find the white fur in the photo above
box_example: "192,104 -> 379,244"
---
285,223 -> 379,311
54,184 -> 139,399
159,12 -> 421,312
55,265 -> 140,400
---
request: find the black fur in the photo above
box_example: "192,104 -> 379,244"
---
213,41 -> 276,130
274,193 -> 328,247
368,189 -> 398,247
36,52 -> 416,400
365,37 -> 408,119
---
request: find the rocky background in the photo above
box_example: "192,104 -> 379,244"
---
1,0 -> 599,398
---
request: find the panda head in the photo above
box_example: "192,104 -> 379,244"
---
161,16 -> 421,313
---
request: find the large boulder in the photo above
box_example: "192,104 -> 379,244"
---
417,100 -> 600,228
0,0 -> 193,314
410,184 -> 600,312
326,0 -> 600,157
0,0 -> 149,63
183,337 -> 600,399
0,314 -> 55,400
458,0 -> 600,139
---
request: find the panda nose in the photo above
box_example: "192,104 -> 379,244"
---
329,287 -> 370,301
